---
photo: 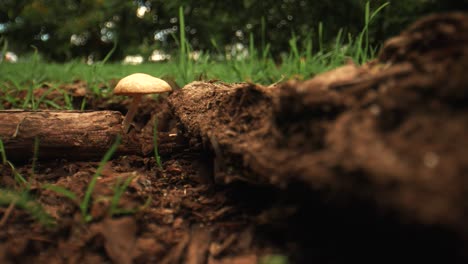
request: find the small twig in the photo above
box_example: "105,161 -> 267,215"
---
209,134 -> 224,174
26,236 -> 54,243
12,117 -> 26,138
0,199 -> 16,226
233,88 -> 248,119
268,75 -> 285,88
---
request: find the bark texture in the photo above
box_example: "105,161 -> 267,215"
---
0,110 -> 145,160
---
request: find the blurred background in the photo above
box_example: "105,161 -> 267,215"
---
1,0 -> 467,63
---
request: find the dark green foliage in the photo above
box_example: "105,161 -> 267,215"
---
0,0 -> 466,61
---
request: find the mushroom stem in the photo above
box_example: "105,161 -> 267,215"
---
122,94 -> 142,133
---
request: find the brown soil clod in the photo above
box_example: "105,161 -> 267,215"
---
168,10 -> 468,244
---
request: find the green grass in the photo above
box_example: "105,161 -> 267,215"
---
108,174 -> 152,217
0,138 -> 29,188
108,175 -> 135,216
80,134 -> 122,222
259,254 -> 289,264
0,62 -> 179,87
153,117 -> 163,169
43,134 -> 122,222
40,133 -> 151,222
6,160 -> 29,188
0,137 -> 54,227
31,136 -> 40,176
0,1 -> 389,228
0,189 -> 55,227
0,137 -> 7,165
0,1 -> 388,107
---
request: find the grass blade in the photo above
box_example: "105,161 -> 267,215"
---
109,175 -> 135,216
0,138 -> 7,165
42,184 -> 78,202
99,39 -> 118,65
0,37 -> 8,64
31,136 -> 39,176
80,134 -> 121,222
153,118 -> 163,169
0,189 -> 55,227
6,161 -> 29,188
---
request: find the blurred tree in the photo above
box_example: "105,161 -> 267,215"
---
0,0 -> 466,61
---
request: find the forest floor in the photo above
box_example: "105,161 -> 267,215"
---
1,12 -> 468,264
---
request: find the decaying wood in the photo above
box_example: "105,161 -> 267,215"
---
0,110 -> 181,161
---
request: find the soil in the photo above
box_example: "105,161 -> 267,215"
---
1,12 -> 468,264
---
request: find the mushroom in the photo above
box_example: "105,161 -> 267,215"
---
114,73 -> 172,133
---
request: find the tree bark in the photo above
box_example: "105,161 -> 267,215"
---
0,110 -> 180,161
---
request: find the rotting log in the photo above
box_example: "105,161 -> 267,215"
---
0,110 -> 181,161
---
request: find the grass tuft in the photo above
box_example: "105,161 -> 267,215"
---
109,175 -> 135,216
0,189 -> 55,227
43,135 -> 122,222
80,134 -> 121,222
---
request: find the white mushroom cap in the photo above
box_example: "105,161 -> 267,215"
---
114,73 -> 172,133
114,73 -> 172,95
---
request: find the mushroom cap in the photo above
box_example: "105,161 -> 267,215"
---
114,73 -> 172,95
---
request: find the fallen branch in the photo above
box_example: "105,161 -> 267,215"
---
0,110 -> 182,161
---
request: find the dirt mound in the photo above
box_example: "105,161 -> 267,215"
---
168,12 -> 468,234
